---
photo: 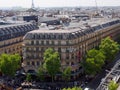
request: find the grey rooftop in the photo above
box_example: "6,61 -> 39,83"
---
24,18 -> 120,40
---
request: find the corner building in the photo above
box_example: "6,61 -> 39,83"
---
23,18 -> 120,79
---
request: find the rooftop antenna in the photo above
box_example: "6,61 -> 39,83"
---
31,0 -> 35,8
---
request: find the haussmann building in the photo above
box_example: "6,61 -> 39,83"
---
23,18 -> 120,79
0,22 -> 38,55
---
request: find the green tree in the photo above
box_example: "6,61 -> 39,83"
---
0,54 -> 21,77
37,65 -> 44,81
84,49 -> 105,75
108,80 -> 119,90
26,73 -> 32,82
99,37 -> 119,61
43,48 -> 61,82
62,67 -> 71,82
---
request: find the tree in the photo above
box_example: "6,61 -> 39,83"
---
43,48 -> 61,82
84,49 -> 105,76
26,73 -> 32,82
99,37 -> 119,61
37,65 -> 44,81
62,67 -> 71,82
108,80 -> 119,90
0,54 -> 21,77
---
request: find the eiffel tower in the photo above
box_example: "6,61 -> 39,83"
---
31,0 -> 35,9
26,0 -> 37,12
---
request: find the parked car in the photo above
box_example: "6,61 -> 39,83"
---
84,87 -> 94,90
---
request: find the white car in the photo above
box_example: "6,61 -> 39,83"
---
84,88 -> 94,90
84,88 -> 89,90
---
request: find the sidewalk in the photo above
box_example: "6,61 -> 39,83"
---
117,85 -> 120,90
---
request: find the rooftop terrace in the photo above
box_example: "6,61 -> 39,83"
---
30,18 -> 120,33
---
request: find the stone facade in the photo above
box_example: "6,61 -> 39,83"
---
23,18 -> 120,77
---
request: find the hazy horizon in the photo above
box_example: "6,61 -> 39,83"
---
0,0 -> 120,8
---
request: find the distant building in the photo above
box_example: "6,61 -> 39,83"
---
23,15 -> 38,22
23,18 -> 120,79
71,14 -> 90,20
0,20 -> 11,25
38,17 -> 60,26
0,22 -> 38,55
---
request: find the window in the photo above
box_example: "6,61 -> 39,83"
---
28,47 -> 31,51
58,48 -> 61,52
52,41 -> 54,45
36,41 -> 39,45
41,41 -> 44,45
66,54 -> 69,59
114,20 -> 119,24
102,23 -> 109,28
46,41 -> 49,45
34,40 -> 36,45
27,62 -> 30,65
63,34 -> 67,39
32,61 -> 35,66
66,41 -> 69,45
41,48 -> 44,52
69,40 -> 72,44
45,34 -> 49,39
39,41 -> 41,44
55,41 -> 58,45
66,48 -> 69,53
33,48 -> 36,51
94,25 -> 101,30
109,21 -> 115,25
44,40 -> 46,45
37,61 -> 39,66
72,53 -> 74,59
61,41 -> 66,45
66,62 -> 69,65
58,41 -> 61,45
79,66 -> 82,70
71,62 -> 74,66
49,41 -> 52,45
39,48 -> 41,51
54,48 -> 58,51
31,41 -> 34,45
34,54 -> 37,58
61,48 -> 66,52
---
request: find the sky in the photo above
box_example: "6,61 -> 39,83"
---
0,0 -> 120,8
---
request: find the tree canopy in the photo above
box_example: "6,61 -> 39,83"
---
26,73 -> 32,82
84,49 -> 105,75
43,48 -> 61,81
62,67 -> 71,82
37,65 -> 45,81
108,80 -> 119,90
0,54 -> 21,77
99,37 -> 119,61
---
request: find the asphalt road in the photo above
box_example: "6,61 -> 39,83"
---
86,53 -> 120,90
